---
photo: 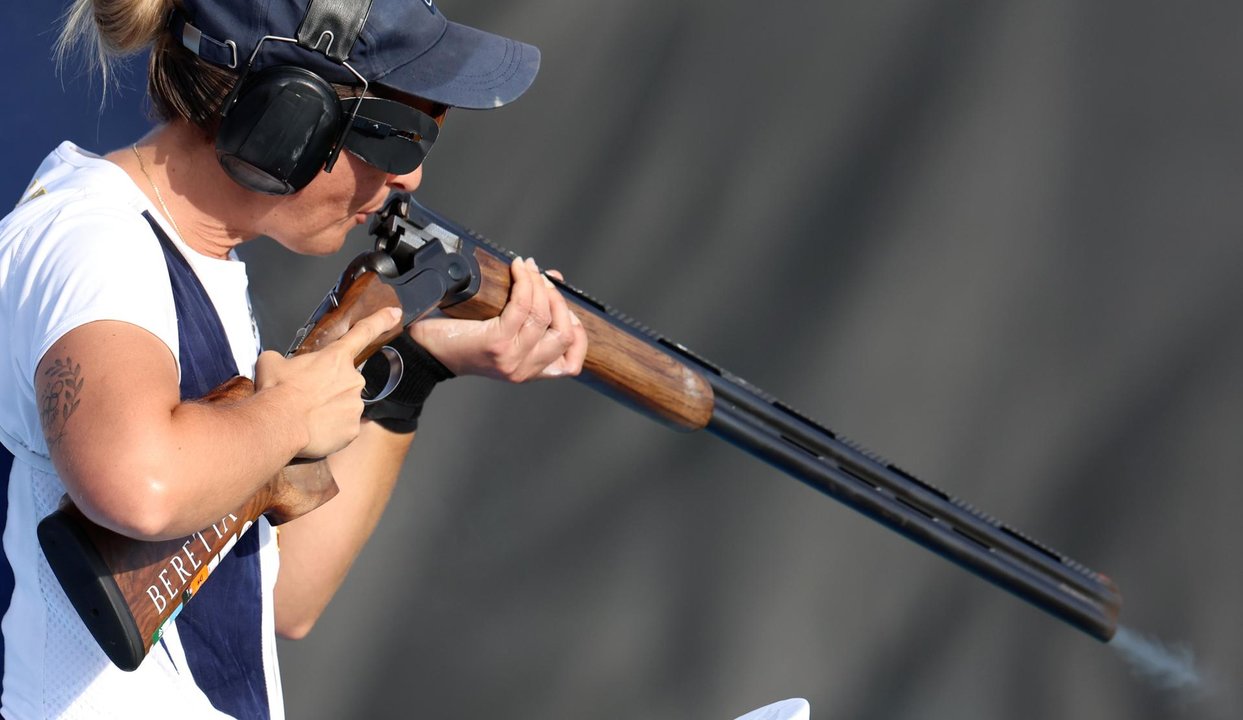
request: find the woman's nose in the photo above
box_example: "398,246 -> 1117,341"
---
386,165 -> 423,192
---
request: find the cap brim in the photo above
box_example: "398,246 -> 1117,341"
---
375,21 -> 540,110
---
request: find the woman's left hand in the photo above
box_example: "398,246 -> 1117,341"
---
407,256 -> 588,382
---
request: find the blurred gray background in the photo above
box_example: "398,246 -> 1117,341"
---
8,1 -> 1242,719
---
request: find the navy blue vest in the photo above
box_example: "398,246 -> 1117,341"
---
0,443 -> 11,705
145,213 -> 270,719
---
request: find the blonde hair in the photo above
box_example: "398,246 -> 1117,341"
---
56,0 -> 239,130
56,0 -> 171,90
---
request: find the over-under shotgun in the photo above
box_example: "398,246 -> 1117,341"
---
39,194 -> 1121,671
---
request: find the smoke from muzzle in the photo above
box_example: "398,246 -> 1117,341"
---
1110,626 -> 1207,701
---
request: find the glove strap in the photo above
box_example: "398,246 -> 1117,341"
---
361,334 -> 454,433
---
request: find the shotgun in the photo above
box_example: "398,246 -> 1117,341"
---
39,193 -> 1122,672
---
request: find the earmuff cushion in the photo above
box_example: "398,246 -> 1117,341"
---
216,66 -> 343,195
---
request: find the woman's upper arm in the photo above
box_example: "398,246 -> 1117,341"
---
37,319 -> 185,534
15,204 -> 190,531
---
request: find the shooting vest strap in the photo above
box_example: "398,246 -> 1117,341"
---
142,212 -> 271,720
0,428 -> 11,704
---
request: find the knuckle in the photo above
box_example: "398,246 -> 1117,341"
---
492,357 -> 514,375
526,312 -> 551,329
333,345 -> 356,365
498,358 -> 522,377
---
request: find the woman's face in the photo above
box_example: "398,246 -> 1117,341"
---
244,91 -> 446,256
261,149 -> 423,256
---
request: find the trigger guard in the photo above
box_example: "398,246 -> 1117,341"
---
361,345 -> 404,403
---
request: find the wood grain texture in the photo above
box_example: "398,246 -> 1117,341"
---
290,270 -> 404,364
442,249 -> 715,431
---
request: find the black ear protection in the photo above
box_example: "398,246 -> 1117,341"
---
210,0 -> 375,195
215,65 -> 344,195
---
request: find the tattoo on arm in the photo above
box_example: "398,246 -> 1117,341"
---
40,357 -> 84,451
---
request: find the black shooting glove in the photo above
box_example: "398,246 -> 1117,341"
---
361,333 -> 455,434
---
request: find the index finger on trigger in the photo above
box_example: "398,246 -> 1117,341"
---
336,306 -> 403,361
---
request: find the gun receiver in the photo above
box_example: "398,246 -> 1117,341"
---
378,194 -> 1123,642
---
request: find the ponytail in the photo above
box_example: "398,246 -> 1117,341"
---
56,0 -> 238,132
56,0 -> 172,90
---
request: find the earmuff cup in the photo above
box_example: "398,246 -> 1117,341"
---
215,66 -> 343,195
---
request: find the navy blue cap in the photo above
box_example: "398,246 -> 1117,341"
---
176,0 -> 540,109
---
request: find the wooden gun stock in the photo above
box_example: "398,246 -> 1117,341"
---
38,269 -> 405,671
39,234 -> 718,672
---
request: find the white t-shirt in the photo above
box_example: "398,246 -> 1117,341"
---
0,143 -> 282,719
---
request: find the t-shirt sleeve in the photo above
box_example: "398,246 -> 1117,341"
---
18,201 -> 179,379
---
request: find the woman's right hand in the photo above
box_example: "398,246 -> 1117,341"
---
254,306 -> 402,458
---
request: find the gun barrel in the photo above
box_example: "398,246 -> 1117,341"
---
705,375 -> 1121,641
397,195 -> 1122,642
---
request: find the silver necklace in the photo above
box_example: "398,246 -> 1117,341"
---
132,143 -> 186,240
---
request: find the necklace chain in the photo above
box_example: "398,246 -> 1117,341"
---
132,143 -> 186,240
